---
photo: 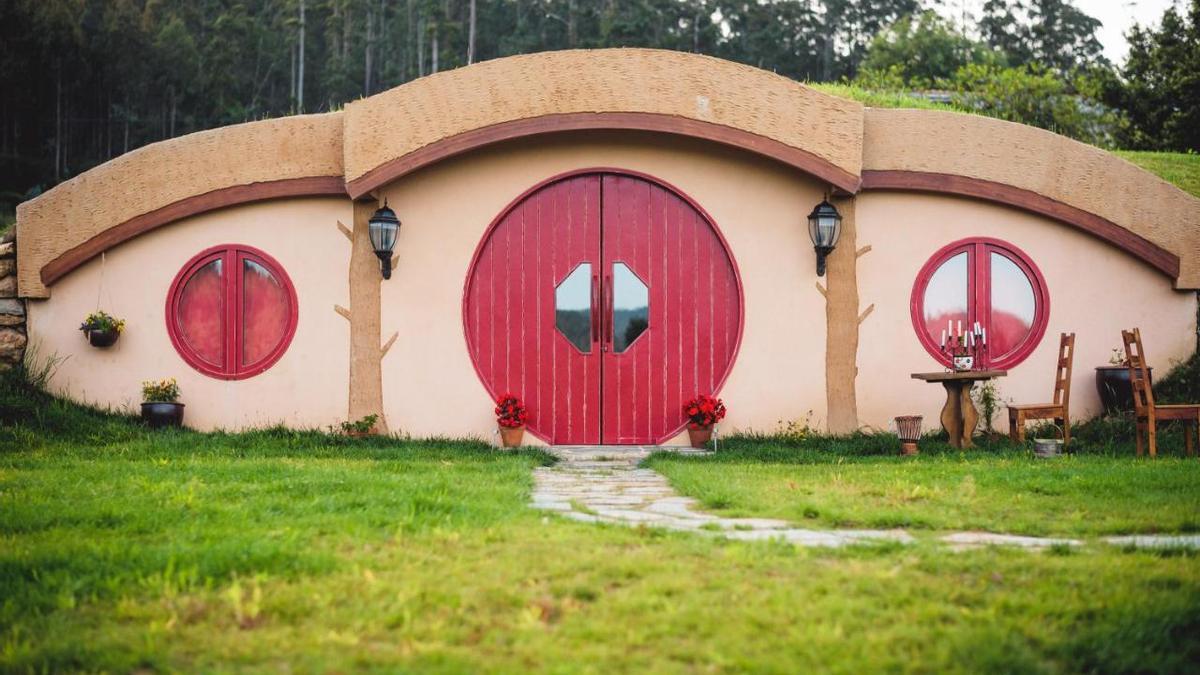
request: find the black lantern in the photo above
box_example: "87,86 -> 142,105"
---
368,200 -> 401,280
807,199 -> 842,276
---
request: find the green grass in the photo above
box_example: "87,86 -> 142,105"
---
647,436 -> 1200,537
4,365 -> 1200,671
809,82 -> 967,112
1117,151 -> 1200,199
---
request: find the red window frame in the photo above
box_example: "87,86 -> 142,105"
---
910,237 -> 1050,370
165,244 -> 299,380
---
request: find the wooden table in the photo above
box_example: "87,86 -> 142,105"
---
911,370 -> 1007,448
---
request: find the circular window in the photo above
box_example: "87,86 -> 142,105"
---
166,244 -> 298,380
911,237 -> 1049,370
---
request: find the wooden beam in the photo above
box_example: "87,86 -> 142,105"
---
346,112 -> 863,198
860,170 -> 1180,279
42,176 -> 349,286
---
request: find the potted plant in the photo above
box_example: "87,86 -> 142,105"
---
79,310 -> 125,348
683,394 -> 726,449
1095,347 -> 1150,415
337,414 -> 379,438
496,393 -> 527,447
141,378 -> 184,428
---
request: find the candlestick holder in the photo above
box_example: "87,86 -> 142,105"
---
940,326 -> 988,372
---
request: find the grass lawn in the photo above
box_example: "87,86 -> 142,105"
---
646,436 -> 1200,537
4,372 -> 1200,672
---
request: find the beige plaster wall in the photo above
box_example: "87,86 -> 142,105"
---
343,49 -> 863,185
374,131 -> 828,444
16,113 -> 345,298
27,198 -> 352,431
863,108 -> 1200,289
856,192 -> 1197,430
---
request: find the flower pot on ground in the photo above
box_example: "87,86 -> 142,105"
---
687,425 -> 713,449
141,378 -> 183,428
683,394 -> 726,449
79,310 -> 124,348
495,393 -> 528,448
1095,366 -> 1151,415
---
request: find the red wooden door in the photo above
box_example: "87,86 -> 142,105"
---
599,174 -> 741,444
464,171 -> 741,445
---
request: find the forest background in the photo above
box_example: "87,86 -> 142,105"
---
1,0 -> 1197,225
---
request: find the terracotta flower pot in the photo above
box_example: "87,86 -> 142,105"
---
687,425 -> 713,449
141,402 -> 184,428
499,425 -> 525,448
85,327 -> 120,348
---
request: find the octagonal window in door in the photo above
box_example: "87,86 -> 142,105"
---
612,262 -> 648,353
555,263 -> 592,353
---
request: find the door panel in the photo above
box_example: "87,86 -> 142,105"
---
600,174 -> 741,444
464,174 -> 601,444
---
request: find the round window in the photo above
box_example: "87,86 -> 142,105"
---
166,245 -> 298,379
911,237 -> 1049,369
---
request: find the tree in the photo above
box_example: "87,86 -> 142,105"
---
1101,0 -> 1200,152
979,0 -> 1106,74
862,10 -> 999,86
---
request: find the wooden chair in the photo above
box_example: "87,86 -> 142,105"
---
1122,328 -> 1199,458
1008,332 -> 1075,445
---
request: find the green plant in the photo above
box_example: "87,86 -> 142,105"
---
338,414 -> 379,435
141,378 -> 180,403
972,381 -> 1004,435
79,310 -> 126,335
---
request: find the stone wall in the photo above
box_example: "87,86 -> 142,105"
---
0,230 -> 26,368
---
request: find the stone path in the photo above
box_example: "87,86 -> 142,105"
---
531,446 -> 1200,550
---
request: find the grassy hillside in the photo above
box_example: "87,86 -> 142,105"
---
1117,151 -> 1200,199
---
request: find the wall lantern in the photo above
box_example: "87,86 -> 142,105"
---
807,199 -> 842,277
368,200 -> 401,280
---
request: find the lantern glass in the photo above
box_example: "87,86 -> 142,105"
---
368,206 -> 400,254
807,201 -> 842,249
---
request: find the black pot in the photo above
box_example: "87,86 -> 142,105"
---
85,327 -> 120,348
141,402 -> 185,428
1095,366 -> 1152,415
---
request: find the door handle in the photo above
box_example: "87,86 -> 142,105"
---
603,273 -> 613,352
590,272 -> 600,345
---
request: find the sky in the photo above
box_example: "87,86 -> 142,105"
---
941,0 -> 1184,64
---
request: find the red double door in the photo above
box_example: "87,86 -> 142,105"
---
465,171 -> 741,445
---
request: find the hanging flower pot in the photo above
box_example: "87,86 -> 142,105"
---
495,393 -> 527,448
79,310 -> 125,349
683,394 -> 726,449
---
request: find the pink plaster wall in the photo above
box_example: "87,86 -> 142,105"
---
25,133 -> 1197,439
27,198 -> 352,430
856,192 -> 1196,431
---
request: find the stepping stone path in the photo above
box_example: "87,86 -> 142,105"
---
531,446 -> 1200,550
532,446 -> 912,547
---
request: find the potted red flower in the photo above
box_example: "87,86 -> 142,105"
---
495,393 -> 527,447
683,394 -> 726,449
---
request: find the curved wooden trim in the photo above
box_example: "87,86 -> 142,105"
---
861,170 -> 1180,279
41,176 -> 348,287
347,112 -> 863,199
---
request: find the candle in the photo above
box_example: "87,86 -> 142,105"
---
982,328 -> 987,345
948,319 -> 952,336
969,332 -> 974,347
941,329 -> 946,347
957,320 -> 962,336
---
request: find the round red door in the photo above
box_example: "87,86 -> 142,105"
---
464,171 -> 742,445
